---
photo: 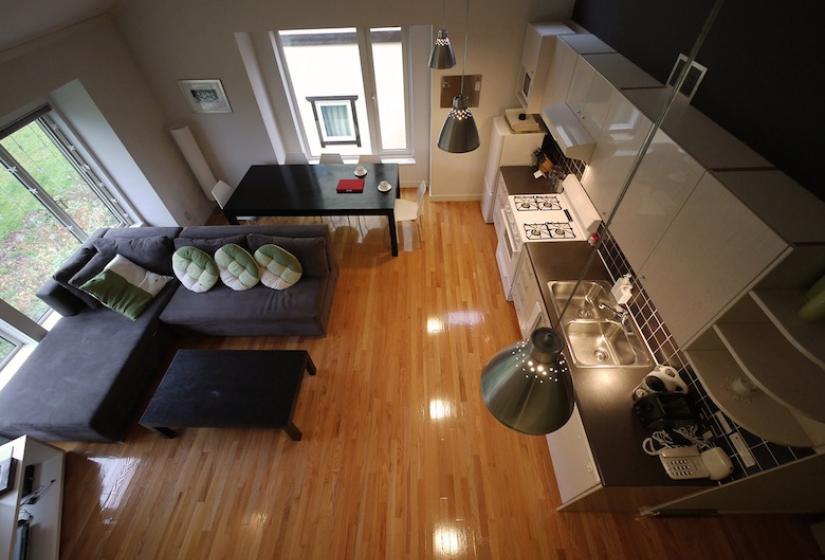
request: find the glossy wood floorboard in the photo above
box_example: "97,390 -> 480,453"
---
57,195 -> 822,559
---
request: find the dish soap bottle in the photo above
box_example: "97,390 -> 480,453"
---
610,274 -> 633,305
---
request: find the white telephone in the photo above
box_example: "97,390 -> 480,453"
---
659,446 -> 734,481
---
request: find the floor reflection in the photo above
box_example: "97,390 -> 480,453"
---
433,524 -> 467,557
88,456 -> 142,516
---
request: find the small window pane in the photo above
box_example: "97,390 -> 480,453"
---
279,28 -> 371,156
0,333 -> 18,365
370,27 -> 407,151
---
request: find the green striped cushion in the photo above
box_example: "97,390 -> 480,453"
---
173,246 -> 219,293
80,254 -> 172,320
214,243 -> 259,291
254,244 -> 303,290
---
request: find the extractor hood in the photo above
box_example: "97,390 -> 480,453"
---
541,103 -> 595,162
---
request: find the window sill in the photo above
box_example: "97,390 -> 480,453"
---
0,311 -> 61,392
309,156 -> 417,165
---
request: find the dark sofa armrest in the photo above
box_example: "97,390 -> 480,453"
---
37,279 -> 86,316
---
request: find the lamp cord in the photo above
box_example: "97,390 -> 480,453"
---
460,0 -> 470,96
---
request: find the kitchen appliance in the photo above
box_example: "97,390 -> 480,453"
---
658,446 -> 734,481
632,392 -> 697,431
480,116 -> 547,223
632,365 -> 689,401
495,188 -> 594,300
541,103 -> 595,162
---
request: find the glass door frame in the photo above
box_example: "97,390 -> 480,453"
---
273,26 -> 414,161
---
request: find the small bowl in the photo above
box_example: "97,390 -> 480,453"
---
354,166 -> 368,177
377,180 -> 392,192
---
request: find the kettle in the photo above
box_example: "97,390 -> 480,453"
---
632,365 -> 688,401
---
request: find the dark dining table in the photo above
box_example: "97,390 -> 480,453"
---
224,163 -> 401,256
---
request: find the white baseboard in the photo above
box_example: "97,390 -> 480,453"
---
428,193 -> 483,202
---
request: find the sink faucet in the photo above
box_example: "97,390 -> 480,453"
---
598,301 -> 631,327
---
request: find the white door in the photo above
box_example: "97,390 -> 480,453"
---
609,128 -> 705,272
541,39 -> 578,109
566,58 -> 614,137
580,89 -> 652,218
546,405 -> 602,504
639,172 -> 788,346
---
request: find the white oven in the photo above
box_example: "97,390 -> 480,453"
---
495,205 -> 524,301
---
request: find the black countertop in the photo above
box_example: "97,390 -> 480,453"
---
500,166 -> 555,195
525,242 -> 713,489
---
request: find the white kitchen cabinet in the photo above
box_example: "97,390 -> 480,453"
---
481,117 -> 545,223
540,38 -> 578,109
638,172 -> 788,346
580,89 -> 652,217
566,57 -> 614,138
513,255 -> 547,337
609,128 -> 706,272
517,23 -> 574,113
546,405 -> 602,504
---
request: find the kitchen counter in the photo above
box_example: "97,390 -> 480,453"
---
525,242 -> 713,489
500,166 -> 555,195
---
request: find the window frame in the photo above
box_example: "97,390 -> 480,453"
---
0,329 -> 23,372
274,26 -> 414,161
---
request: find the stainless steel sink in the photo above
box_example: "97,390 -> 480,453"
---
565,320 -> 647,366
548,281 -> 653,369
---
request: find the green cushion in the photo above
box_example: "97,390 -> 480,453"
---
173,246 -> 219,293
80,254 -> 172,320
254,244 -> 303,290
214,243 -> 259,291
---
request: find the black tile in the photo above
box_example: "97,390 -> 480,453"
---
766,443 -> 796,465
791,446 -> 815,459
750,443 -> 778,470
740,428 -> 764,448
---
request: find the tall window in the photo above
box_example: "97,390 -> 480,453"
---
276,26 -> 411,159
0,107 -> 133,358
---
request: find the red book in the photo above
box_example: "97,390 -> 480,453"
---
336,179 -> 365,193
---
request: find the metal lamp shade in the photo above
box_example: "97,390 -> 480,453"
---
428,29 -> 457,69
480,328 -> 574,435
437,95 -> 480,153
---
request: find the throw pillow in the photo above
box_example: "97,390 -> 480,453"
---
93,235 -> 175,275
254,244 -> 303,290
68,250 -> 115,294
173,234 -> 248,255
214,244 -> 260,291
172,246 -> 219,293
246,234 -> 329,277
80,254 -> 172,320
52,245 -> 102,309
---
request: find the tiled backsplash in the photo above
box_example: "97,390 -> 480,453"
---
541,134 -> 587,180
597,227 -> 814,483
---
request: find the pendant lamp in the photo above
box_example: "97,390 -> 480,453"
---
436,0 -> 480,153
429,0 -> 456,69
480,328 -> 574,435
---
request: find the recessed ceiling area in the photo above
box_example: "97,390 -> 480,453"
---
0,0 -> 116,52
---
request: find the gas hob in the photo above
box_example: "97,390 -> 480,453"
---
506,193 -> 585,243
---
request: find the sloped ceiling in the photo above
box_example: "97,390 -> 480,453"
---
0,0 -> 116,52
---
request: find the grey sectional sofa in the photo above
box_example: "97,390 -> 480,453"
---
0,224 -> 337,442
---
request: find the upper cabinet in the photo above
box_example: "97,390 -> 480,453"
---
609,128 -> 705,272
539,32 -> 613,110
638,171 -> 790,346
516,23 -> 575,113
566,58 -> 614,137
623,88 -> 771,170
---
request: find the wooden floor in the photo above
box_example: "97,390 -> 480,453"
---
57,195 -> 822,559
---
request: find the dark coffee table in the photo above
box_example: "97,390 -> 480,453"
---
140,349 -> 315,441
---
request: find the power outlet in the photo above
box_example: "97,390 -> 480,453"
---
729,432 -> 756,468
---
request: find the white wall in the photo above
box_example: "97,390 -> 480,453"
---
112,0 -> 575,197
0,16 -> 213,226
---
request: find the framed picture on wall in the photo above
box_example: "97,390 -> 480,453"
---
178,79 -> 232,114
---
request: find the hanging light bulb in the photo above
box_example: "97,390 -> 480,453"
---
437,0 -> 479,153
429,29 -> 457,69
429,0 -> 456,69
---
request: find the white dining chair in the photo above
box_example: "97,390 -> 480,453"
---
284,152 -> 309,164
357,154 -> 381,165
319,153 -> 344,164
394,181 -> 427,246
212,180 -> 236,209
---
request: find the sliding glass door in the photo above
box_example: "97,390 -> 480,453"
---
0,108 -> 133,342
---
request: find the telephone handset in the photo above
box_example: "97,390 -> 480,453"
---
659,446 -> 734,481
